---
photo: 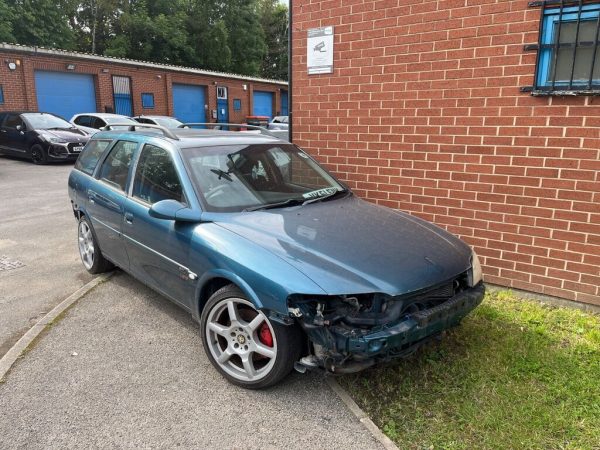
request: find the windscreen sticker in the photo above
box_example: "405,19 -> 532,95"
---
302,187 -> 338,199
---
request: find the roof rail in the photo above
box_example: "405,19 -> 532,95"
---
177,123 -> 279,139
102,123 -> 179,140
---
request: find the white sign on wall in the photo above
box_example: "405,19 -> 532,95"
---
307,26 -> 334,75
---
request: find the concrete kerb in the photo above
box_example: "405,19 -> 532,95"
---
326,377 -> 400,450
0,273 -> 113,382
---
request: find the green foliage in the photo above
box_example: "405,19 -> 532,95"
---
7,0 -> 76,49
340,291 -> 600,449
1,0 -> 287,79
259,0 -> 288,80
0,0 -> 15,43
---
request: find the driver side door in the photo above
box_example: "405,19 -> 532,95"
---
0,114 -> 28,155
123,143 -> 197,308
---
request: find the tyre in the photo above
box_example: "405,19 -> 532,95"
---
30,144 -> 47,165
77,215 -> 114,274
201,285 -> 303,389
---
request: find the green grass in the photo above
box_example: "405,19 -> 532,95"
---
339,291 -> 600,450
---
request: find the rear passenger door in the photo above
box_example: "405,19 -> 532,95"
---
123,143 -> 195,308
87,140 -> 139,269
0,114 -> 28,154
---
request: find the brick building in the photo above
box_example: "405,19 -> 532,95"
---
0,43 -> 288,124
291,0 -> 600,306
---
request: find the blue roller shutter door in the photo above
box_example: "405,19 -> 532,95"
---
173,84 -> 206,124
34,71 -> 96,120
252,91 -> 274,119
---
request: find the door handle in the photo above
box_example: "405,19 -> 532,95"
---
0,130 -> 6,133
124,212 -> 134,224
88,190 -> 97,204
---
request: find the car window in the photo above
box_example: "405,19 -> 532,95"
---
132,144 -> 184,204
97,141 -> 138,191
91,117 -> 106,129
74,116 -> 91,127
135,118 -> 152,124
74,140 -> 112,176
4,114 -> 24,129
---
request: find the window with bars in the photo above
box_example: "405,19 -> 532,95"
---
531,1 -> 600,94
0,85 -> 4,104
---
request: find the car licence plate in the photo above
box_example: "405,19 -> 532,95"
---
73,146 -> 84,152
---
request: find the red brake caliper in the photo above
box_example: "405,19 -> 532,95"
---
259,322 -> 273,347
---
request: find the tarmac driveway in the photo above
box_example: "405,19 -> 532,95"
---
0,157 -> 93,357
0,272 -> 383,449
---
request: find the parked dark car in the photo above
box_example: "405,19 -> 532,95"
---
68,125 -> 485,389
0,112 -> 90,164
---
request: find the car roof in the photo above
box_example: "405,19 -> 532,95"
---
91,128 -> 288,148
74,113 -> 130,118
133,115 -> 178,120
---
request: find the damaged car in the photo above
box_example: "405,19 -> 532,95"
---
68,124 -> 485,389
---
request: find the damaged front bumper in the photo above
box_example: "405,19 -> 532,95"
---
290,282 -> 485,373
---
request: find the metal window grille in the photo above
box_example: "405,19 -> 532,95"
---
233,99 -> 242,111
525,0 -> 600,95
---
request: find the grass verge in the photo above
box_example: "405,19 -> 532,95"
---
339,290 -> 600,450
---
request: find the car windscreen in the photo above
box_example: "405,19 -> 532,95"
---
23,113 -> 72,129
104,116 -> 138,125
182,143 -> 346,212
153,117 -> 183,128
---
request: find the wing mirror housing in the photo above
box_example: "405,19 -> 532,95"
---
148,199 -> 202,222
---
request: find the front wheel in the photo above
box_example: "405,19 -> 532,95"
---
201,285 -> 302,389
30,144 -> 47,165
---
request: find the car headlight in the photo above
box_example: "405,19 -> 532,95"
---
470,250 -> 483,286
40,135 -> 64,144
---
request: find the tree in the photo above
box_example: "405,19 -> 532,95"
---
223,0 -> 266,76
0,0 -> 15,43
258,0 -> 288,80
7,0 -> 76,49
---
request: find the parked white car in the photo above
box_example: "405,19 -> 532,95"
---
70,113 -> 139,135
131,115 -> 184,129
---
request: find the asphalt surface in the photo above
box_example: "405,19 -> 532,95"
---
0,273 -> 383,449
0,156 -> 93,357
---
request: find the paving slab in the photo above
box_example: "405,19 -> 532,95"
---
0,272 -> 383,449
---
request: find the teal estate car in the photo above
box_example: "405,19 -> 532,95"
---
68,124 -> 485,389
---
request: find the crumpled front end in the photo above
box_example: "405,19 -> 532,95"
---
289,273 -> 485,374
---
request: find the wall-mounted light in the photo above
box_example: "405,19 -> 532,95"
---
66,64 -> 76,70
7,62 -> 16,71
242,84 -> 247,91
101,68 -> 109,73
156,75 -> 162,79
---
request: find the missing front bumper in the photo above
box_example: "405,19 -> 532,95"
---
293,283 -> 486,373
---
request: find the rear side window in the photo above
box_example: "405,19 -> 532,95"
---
75,140 -> 111,175
132,144 -> 184,204
97,141 -> 138,191
91,117 -> 106,129
74,116 -> 91,127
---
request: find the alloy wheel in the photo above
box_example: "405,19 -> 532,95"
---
205,297 -> 277,382
78,220 -> 95,270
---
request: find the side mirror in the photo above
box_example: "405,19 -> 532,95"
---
148,199 -> 202,222
16,124 -> 23,131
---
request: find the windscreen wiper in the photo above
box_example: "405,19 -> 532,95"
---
210,168 -> 233,182
244,198 -> 305,212
302,189 -> 350,205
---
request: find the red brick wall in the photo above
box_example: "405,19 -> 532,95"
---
0,49 -> 284,123
292,0 -> 600,306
